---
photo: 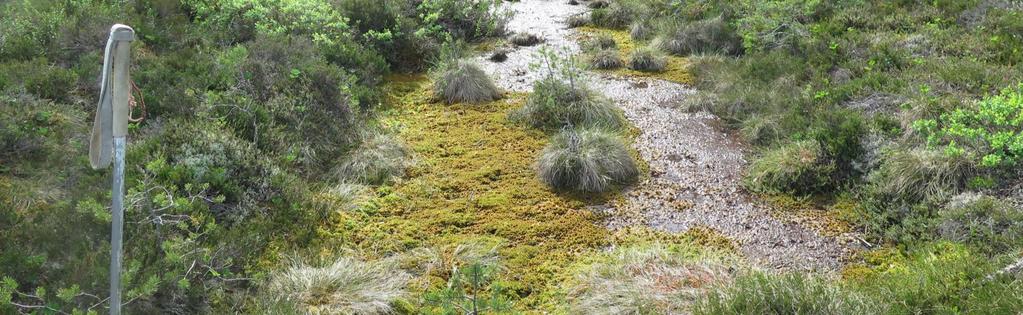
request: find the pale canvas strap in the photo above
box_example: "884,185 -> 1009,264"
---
90,25 -> 135,169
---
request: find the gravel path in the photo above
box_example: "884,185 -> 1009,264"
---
477,0 -> 859,271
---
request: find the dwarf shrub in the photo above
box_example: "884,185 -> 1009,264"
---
913,83 -> 1023,170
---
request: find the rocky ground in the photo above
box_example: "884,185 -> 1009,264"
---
476,0 -> 861,271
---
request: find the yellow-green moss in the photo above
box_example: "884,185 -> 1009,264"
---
317,74 -> 617,311
576,27 -> 693,85
762,194 -> 853,237
612,225 -> 738,254
841,246 -> 905,281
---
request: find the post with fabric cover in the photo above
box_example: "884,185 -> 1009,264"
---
88,24 -> 135,315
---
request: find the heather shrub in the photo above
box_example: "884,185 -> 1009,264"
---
537,128 -> 638,193
23,60 -> 78,104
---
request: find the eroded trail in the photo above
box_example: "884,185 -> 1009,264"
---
477,0 -> 858,271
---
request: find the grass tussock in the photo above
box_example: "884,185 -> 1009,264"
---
333,130 -> 411,185
583,34 -> 618,51
514,76 -> 625,131
590,2 -> 635,29
655,17 -> 742,56
868,148 -> 974,203
567,14 -> 590,28
433,60 -> 502,104
510,32 -> 543,46
538,128 -> 638,193
268,256 -> 409,315
744,140 -> 836,196
629,46 -> 667,72
694,271 -> 882,315
589,49 -> 623,69
629,21 -> 653,41
568,243 -> 734,314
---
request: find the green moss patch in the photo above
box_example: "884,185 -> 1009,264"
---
317,75 -> 618,310
576,27 -> 693,85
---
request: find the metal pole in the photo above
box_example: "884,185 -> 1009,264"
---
90,24 -> 134,315
110,137 -> 126,315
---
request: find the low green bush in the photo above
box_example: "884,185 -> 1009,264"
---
417,0 -> 510,41
336,0 -> 441,71
628,46 -> 666,72
694,271 -> 882,315
655,17 -> 742,56
537,128 -> 638,193
432,59 -> 501,104
913,83 -> 1023,170
744,140 -> 835,195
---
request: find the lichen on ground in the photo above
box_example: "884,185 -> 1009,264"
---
575,26 -> 693,85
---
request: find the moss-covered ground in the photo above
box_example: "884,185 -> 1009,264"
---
576,26 -> 693,85
308,74 -> 735,311
314,74 -> 610,309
